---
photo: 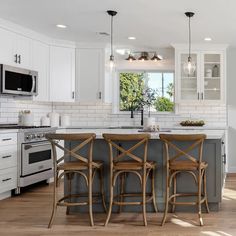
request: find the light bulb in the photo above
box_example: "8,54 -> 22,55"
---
183,57 -> 196,76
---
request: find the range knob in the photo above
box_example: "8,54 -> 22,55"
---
25,134 -> 32,141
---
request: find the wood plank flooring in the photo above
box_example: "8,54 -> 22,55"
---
0,177 -> 236,236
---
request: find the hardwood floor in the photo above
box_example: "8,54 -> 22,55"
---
0,177 -> 236,236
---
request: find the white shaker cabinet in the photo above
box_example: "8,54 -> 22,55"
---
0,27 -> 15,65
49,46 -> 75,102
14,34 -> 32,69
76,48 -> 104,102
0,132 -> 17,195
0,27 -> 32,69
32,40 -> 50,101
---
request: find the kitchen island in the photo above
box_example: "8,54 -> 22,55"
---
60,128 -> 226,213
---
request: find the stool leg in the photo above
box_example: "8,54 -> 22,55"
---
119,172 -> 125,213
161,173 -> 169,226
172,174 -> 177,213
142,169 -> 147,226
151,169 -> 158,213
104,174 -> 114,226
203,171 -> 210,213
99,167 -> 107,213
66,175 -> 71,215
198,172 -> 203,226
48,172 -> 58,228
88,168 -> 94,227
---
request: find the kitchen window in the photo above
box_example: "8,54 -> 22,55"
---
119,71 -> 174,112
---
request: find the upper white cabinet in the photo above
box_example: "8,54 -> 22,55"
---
32,40 -> 50,101
174,45 -> 226,103
0,27 -> 15,65
76,48 -> 104,102
0,27 -> 32,69
49,45 -> 75,102
13,34 -> 32,69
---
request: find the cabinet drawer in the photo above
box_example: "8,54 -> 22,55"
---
0,133 -> 17,146
0,167 -> 17,194
0,149 -> 17,170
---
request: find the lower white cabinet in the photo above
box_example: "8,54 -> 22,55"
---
0,132 -> 17,194
49,45 -> 75,102
0,167 -> 17,194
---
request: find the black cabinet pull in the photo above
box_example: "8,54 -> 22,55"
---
2,138 -> 12,141
99,92 -> 102,99
72,91 -> 75,99
2,155 -> 11,159
201,92 -> 204,100
14,54 -> 18,63
18,55 -> 21,64
197,92 -> 200,100
2,178 -> 11,182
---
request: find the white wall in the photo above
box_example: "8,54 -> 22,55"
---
227,47 -> 236,173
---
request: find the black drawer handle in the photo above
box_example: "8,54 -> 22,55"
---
2,155 -> 11,159
2,138 -> 12,141
2,178 -> 11,182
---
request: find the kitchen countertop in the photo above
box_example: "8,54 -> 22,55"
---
0,129 -> 19,133
58,128 -> 225,139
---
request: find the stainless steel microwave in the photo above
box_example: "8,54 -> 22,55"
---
0,64 -> 38,96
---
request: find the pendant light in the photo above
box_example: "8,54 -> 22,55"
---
107,10 -> 117,69
151,52 -> 161,61
183,12 -> 196,76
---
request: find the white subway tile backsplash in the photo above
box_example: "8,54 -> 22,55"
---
0,98 -> 227,127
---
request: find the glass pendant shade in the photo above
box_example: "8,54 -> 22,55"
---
109,56 -> 115,69
183,56 -> 196,76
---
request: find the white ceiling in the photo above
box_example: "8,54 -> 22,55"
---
0,0 -> 235,48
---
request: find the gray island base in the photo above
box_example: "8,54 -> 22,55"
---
63,129 -> 225,213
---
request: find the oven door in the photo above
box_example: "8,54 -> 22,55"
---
21,141 -> 52,176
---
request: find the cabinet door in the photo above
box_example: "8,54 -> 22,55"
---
49,46 -> 75,102
202,52 -> 223,101
0,27 -> 15,65
14,34 -> 32,69
32,40 -> 50,101
179,53 -> 200,101
76,48 -> 103,102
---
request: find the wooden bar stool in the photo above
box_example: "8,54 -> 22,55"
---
46,133 -> 107,228
159,134 -> 210,226
103,133 -> 158,226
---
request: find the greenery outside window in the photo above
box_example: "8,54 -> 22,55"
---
119,71 -> 174,113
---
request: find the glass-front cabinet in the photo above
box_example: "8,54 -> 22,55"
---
174,45 -> 226,103
180,53 -> 199,100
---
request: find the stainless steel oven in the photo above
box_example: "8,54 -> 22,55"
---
21,141 -> 52,176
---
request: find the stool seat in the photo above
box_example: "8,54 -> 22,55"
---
170,160 -> 208,171
114,161 -> 156,170
58,161 -> 103,171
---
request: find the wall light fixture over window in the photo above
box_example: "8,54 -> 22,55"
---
125,51 -> 162,62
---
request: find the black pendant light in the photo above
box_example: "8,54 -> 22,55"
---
107,10 -> 117,69
183,12 -> 196,75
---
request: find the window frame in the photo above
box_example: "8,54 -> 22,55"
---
112,69 -> 176,114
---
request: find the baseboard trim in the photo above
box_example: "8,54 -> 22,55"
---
227,167 -> 236,174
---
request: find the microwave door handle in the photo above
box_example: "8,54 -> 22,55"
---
31,75 -> 36,93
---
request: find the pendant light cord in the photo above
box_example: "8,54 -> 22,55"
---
188,15 -> 191,59
111,15 -> 113,57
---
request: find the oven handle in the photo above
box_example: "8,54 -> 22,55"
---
24,142 -> 51,150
